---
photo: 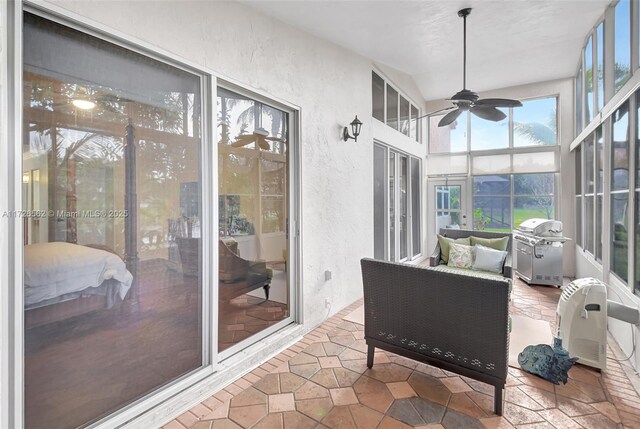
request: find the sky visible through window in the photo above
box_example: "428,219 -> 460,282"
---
615,0 -> 631,91
430,96 -> 556,152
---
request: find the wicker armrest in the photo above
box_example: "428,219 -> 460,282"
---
502,251 -> 513,279
429,242 -> 441,266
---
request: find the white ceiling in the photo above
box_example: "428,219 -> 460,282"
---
241,0 -> 611,101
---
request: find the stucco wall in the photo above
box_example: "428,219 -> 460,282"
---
45,0 -> 408,327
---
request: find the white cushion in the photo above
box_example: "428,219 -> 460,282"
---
472,244 -> 507,274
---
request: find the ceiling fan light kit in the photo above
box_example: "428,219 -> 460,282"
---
71,98 -> 96,110
427,8 -> 522,127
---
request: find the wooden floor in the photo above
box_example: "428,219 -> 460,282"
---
162,277 -> 640,429
24,260 -> 287,429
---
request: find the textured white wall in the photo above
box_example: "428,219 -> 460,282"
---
45,0 -> 416,326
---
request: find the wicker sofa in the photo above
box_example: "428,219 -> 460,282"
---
429,228 -> 513,279
360,258 -> 511,415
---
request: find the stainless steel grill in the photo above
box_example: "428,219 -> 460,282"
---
513,219 -> 569,287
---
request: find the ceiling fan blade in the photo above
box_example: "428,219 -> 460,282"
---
230,134 -> 256,147
257,138 -> 271,150
474,98 -> 522,108
414,106 -> 456,121
438,109 -> 463,127
231,140 -> 253,148
470,106 -> 507,122
264,136 -> 286,142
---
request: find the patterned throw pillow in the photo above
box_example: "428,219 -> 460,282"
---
447,243 -> 475,269
437,235 -> 471,264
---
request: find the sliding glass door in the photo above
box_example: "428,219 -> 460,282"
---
217,87 -> 292,356
373,143 -> 422,261
23,13 -> 205,428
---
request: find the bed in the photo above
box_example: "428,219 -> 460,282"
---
24,242 -> 133,327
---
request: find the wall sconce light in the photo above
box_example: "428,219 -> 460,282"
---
343,115 -> 362,142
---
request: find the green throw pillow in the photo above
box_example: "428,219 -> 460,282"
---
437,235 -> 471,264
470,235 -> 510,252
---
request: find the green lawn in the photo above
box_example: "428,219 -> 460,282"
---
481,208 -> 553,233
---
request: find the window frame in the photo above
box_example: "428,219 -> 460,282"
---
373,142 -> 422,262
372,68 -> 422,143
471,172 -> 559,232
4,3 -> 305,428
428,95 -> 559,155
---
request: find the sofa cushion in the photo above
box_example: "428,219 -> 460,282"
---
432,264 -> 503,280
438,235 -> 471,264
473,244 -> 507,274
448,243 -> 474,269
470,235 -> 510,251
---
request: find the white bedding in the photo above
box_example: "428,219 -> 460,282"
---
24,242 -> 133,307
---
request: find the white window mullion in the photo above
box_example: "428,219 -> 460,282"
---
627,93 -> 637,291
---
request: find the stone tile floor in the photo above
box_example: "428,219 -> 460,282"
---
162,278 -> 640,428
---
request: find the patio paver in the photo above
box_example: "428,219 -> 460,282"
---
163,277 -> 640,428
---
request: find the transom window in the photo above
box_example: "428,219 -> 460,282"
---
429,96 -> 558,153
371,71 -> 421,142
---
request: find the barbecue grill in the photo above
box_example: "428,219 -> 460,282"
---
513,218 -> 569,287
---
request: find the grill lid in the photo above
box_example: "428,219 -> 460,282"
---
517,218 -> 563,237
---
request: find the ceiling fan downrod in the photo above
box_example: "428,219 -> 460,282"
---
458,8 -> 471,91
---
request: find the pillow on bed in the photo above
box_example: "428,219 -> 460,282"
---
472,244 -> 507,273
437,235 -> 471,264
447,243 -> 475,269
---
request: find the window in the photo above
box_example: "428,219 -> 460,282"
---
387,84 -> 398,130
635,91 -> 640,294
411,105 -> 419,142
585,35 -> 594,122
470,108 -> 508,150
23,13 -> 204,428
217,87 -> 290,352
473,175 -> 511,232
374,145 -> 387,260
372,71 -> 385,122
371,71 -> 421,142
615,0 -> 631,92
513,173 -> 555,229
576,63 -> 583,134
429,96 -> 558,153
596,127 -> 604,261
597,22 -> 604,112
411,157 -> 421,256
513,97 -> 558,147
373,144 -> 421,261
400,96 -> 411,137
473,173 -> 556,232
611,102 -> 629,282
436,185 -> 462,229
585,134 -> 595,254
576,145 -> 583,248
429,112 -> 467,153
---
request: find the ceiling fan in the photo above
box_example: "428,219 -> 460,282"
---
231,127 -> 286,150
425,8 -> 522,127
